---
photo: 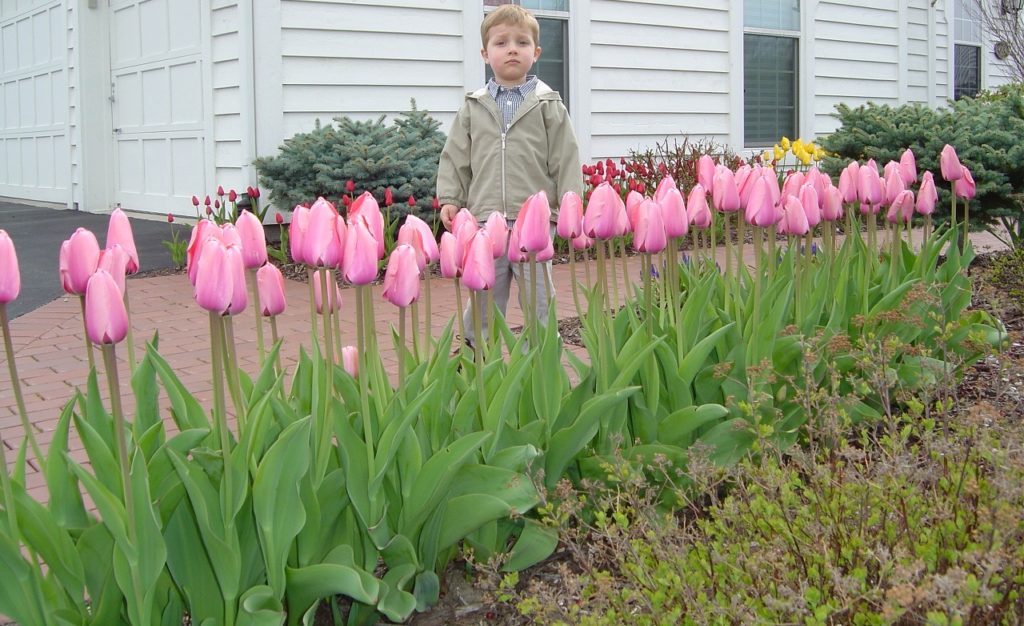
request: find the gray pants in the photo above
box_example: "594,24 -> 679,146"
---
463,252 -> 554,344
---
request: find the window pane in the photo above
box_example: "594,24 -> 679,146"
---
744,34 -> 798,146
954,0 -> 982,43
484,0 -> 569,10
954,44 -> 981,99
744,0 -> 800,30
484,19 -> 568,106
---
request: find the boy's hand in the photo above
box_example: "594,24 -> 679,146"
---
440,204 -> 459,231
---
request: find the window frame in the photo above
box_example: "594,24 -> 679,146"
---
482,1 -> 570,110
743,11 -> 802,148
953,0 -> 984,100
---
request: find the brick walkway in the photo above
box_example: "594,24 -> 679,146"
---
0,229 -> 1008,505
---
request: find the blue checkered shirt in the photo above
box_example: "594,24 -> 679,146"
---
486,75 -> 539,131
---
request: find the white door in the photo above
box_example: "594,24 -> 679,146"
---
108,0 -> 206,215
0,0 -> 69,204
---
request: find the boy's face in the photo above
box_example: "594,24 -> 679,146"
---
481,23 -> 541,87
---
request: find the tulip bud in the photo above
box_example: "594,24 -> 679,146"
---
236,210 -> 268,269
257,263 -> 287,316
345,179 -> 356,193
686,184 -> 712,229
408,195 -> 416,207
940,144 -> 963,182
954,166 -> 976,200
192,195 -> 200,207
194,239 -> 233,314
85,269 -> 129,345
484,211 -> 509,259
634,199 -> 667,254
515,191 -> 552,254
98,244 -> 129,296
0,230 -> 21,304
439,231 -> 460,278
556,191 -> 584,240
432,196 -> 440,210
217,185 -> 225,197
168,213 -> 175,223
275,212 -> 284,225
384,187 -> 393,206
916,171 -> 938,216
462,230 -> 496,291
229,189 -> 238,202
342,345 -> 358,377
381,244 -> 421,308
60,228 -> 101,295
583,182 -> 627,240
106,208 -> 139,275
343,217 -> 379,285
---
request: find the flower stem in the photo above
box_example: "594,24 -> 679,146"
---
123,288 -> 137,374
101,344 -> 133,528
455,278 -> 467,346
270,315 -> 282,373
569,252 -> 583,320
306,267 -> 318,345
0,303 -> 44,472
529,253 -> 538,348
79,295 -> 95,371
318,269 -> 335,369
411,302 -> 421,362
247,269 -> 265,365
643,252 -> 653,338
618,238 -> 629,304
208,312 -> 232,487
424,272 -> 433,352
221,317 -> 248,430
608,239 -> 620,314
398,306 -> 406,389
472,291 -> 487,426
355,285 -> 376,473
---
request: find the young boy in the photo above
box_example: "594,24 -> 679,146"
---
437,4 -> 583,345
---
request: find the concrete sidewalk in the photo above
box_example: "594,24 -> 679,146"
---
0,227 -> 1009,505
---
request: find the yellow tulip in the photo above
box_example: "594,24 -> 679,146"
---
780,136 -> 791,151
773,145 -> 785,161
798,151 -> 811,165
762,150 -> 773,163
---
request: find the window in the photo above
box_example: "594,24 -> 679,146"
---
483,0 -> 570,107
954,0 -> 982,99
744,0 -> 800,147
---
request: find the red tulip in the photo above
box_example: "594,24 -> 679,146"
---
206,206 -> 213,216
484,211 -> 509,259
217,185 -> 225,197
204,195 -> 212,206
899,149 -> 917,186
779,195 -> 809,236
382,244 -> 421,308
228,189 -> 238,202
634,199 -> 667,254
556,191 -> 584,240
215,200 -> 221,210
696,155 -> 716,191
407,195 -> 416,207
60,228 -> 101,295
345,179 -> 356,193
432,196 -> 440,210
289,204 -> 311,265
822,186 -> 844,222
85,269 -> 128,345
515,191 -> 552,253
462,230 -> 495,291
275,212 -> 284,225
799,185 -> 821,228
343,217 -> 379,285
954,166 -> 976,200
312,269 -> 343,313
349,192 -> 385,259
191,195 -> 200,207
384,187 -> 394,206
686,184 -> 712,229
342,345 -> 358,377
713,166 -> 741,212
583,182 -> 627,239
98,244 -> 129,295
439,231 -> 460,278
256,263 -> 287,316
236,210 -> 268,269
887,189 -> 915,225
0,230 -> 20,303
251,186 -> 260,199
916,171 -> 938,216
167,213 -> 175,223
940,144 -> 963,181
194,238 -> 233,314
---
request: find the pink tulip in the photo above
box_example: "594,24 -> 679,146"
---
736,165 -> 756,208
397,215 -> 435,270
439,232 -> 460,278
571,233 -> 593,251
0,230 -> 20,303
256,263 -> 287,316
781,171 -> 805,201
452,208 -> 477,235
799,185 -> 821,228
289,205 -> 311,265
342,345 -> 359,377
187,219 -> 216,285
625,190 -> 645,232
484,211 -> 509,259
884,167 -> 906,206
857,162 -> 884,206
940,144 -> 963,182
653,175 -> 677,204
224,245 -> 248,315
195,239 -> 234,314
507,221 -> 527,263
780,195 -> 809,236
583,182 -> 627,239
382,244 -> 421,308
660,187 -> 689,238
406,215 -> 440,263
324,214 -> 347,269
342,217 -> 379,285
712,167 -> 741,212
236,210 -> 268,269
916,171 -> 938,216
106,208 -> 139,274
760,166 -> 782,207
219,223 -> 242,249
686,184 -> 712,229
85,269 -> 128,345
954,166 -> 976,200
899,149 -> 917,186
696,155 -> 716,191
98,244 -> 129,296
746,177 -> 779,227
312,269 -> 343,313
822,187 -> 844,221
349,192 -> 386,259
515,191 -> 552,254
60,228 -> 101,296
804,168 -> 829,205
634,199 -> 667,254
462,230 -> 496,291
556,191 -> 584,240
838,166 -> 858,204
534,237 -> 555,263
883,160 -> 900,185
304,197 -> 339,266
887,189 -> 916,225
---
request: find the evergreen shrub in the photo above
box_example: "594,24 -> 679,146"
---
253,100 -> 446,223
819,84 -> 1024,247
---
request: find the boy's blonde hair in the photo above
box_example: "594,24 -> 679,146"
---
481,4 -> 540,47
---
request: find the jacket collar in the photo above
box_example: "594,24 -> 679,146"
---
469,79 -> 558,101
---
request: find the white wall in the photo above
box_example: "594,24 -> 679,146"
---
0,0 -> 69,203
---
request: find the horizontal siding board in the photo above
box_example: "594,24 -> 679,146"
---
591,90 -> 729,114
591,44 -> 728,71
591,0 -> 728,30
281,1 -> 460,36
281,57 -> 462,86
592,67 -> 730,89
281,84 -> 462,113
281,29 -> 462,61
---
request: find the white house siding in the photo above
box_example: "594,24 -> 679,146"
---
211,0 -> 244,188
812,1 -> 901,137
588,0 -> 731,159
0,0 -> 68,203
906,0 -> 931,105
277,0 -> 466,141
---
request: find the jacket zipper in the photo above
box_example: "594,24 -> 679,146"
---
501,132 -> 507,216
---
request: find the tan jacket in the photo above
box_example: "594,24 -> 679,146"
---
437,81 -> 583,221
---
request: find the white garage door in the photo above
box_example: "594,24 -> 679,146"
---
109,0 -> 207,215
0,0 -> 69,203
